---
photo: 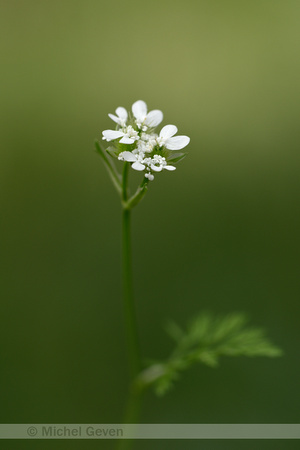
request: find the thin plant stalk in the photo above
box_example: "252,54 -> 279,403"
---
117,163 -> 144,450
122,165 -> 141,379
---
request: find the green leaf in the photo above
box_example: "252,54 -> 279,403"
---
139,312 -> 283,396
167,152 -> 187,164
196,350 -> 219,367
106,146 -> 118,158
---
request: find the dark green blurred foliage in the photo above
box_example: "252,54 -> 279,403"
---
0,0 -> 299,449
142,312 -> 283,396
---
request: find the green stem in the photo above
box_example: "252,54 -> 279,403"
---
122,163 -> 129,203
122,207 -> 141,378
117,165 -> 146,450
122,163 -> 141,379
95,140 -> 122,195
116,384 -> 144,450
124,177 -> 149,210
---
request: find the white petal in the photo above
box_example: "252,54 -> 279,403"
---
132,161 -> 145,171
164,165 -> 176,171
145,110 -> 163,127
102,130 -> 124,140
119,136 -> 135,144
132,100 -> 147,120
116,107 -> 128,121
121,151 -> 137,162
150,164 -> 162,172
108,113 -> 121,124
159,125 -> 178,139
165,136 -> 190,150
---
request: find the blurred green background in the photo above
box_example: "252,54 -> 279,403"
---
1,0 -> 299,449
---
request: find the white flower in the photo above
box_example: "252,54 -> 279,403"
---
118,151 -> 146,171
156,125 -> 190,150
108,106 -> 128,127
101,100 -> 190,181
132,100 -> 163,130
102,125 -> 139,144
118,151 -> 176,180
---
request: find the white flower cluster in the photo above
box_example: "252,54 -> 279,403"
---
102,100 -> 190,180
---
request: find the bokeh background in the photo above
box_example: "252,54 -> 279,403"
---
1,0 -> 299,449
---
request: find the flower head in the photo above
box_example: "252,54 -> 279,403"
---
101,100 -> 190,180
